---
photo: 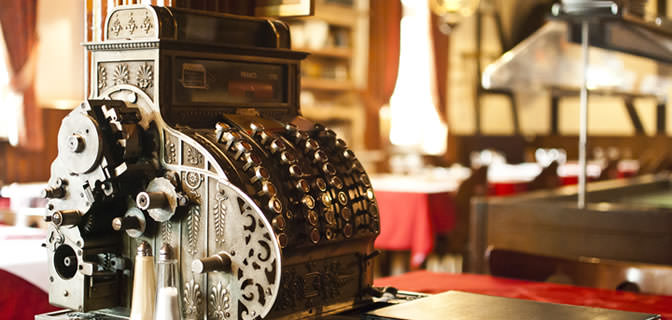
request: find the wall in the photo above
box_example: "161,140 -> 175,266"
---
35,0 -> 84,108
0,0 -> 83,184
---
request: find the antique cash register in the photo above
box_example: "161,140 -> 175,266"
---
36,5 -> 382,319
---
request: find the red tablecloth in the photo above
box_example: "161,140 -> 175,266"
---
0,269 -> 58,320
375,271 -> 672,319
374,191 -> 456,267
489,181 -> 528,196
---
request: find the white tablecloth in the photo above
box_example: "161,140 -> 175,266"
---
0,226 -> 49,292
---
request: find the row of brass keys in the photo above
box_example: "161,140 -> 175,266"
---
207,117 -> 379,249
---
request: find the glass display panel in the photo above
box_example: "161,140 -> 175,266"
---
174,58 -> 287,105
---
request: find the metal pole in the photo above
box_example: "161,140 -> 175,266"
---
578,21 -> 589,209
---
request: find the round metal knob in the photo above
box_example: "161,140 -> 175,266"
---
249,122 -> 265,135
113,208 -> 146,238
284,123 -> 297,133
257,181 -> 278,197
343,223 -> 353,238
329,176 -> 344,189
67,135 -> 85,153
63,256 -> 77,268
215,122 -> 230,142
315,178 -> 328,192
234,141 -> 253,160
42,186 -> 65,199
268,197 -> 283,214
269,139 -> 286,154
112,216 -> 141,231
192,252 -> 232,274
313,150 -> 328,163
279,151 -> 296,164
295,179 -> 311,193
324,209 -> 336,225
288,165 -> 302,177
272,215 -> 286,231
310,228 -> 320,244
341,207 -> 352,221
250,166 -> 270,184
343,149 -> 356,160
322,163 -> 337,176
334,138 -> 347,149
277,233 -> 288,248
243,152 -> 262,171
136,191 -> 168,210
222,131 -> 241,150
51,210 -> 81,227
320,193 -> 333,207
325,228 -> 334,240
302,195 -> 316,210
337,191 -> 348,205
304,139 -> 319,152
360,174 -> 371,187
306,210 -> 319,227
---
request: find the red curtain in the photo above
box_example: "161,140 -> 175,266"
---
430,11 -> 449,126
363,0 -> 402,150
0,0 -> 42,151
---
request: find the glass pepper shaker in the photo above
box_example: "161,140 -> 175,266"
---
154,243 -> 182,320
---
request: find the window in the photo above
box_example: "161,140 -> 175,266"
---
0,25 -> 22,145
388,0 -> 448,155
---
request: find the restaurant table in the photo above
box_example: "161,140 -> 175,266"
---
374,271 -> 672,319
0,226 -> 57,320
371,174 -> 461,268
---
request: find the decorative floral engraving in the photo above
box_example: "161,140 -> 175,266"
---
141,15 -> 153,34
112,64 -> 129,85
161,221 -> 172,243
209,282 -> 231,319
136,63 -> 153,89
185,172 -> 203,190
110,18 -> 122,36
186,146 -> 203,166
213,184 -> 228,245
184,279 -> 203,318
126,14 -> 137,35
186,203 -> 201,256
165,141 -> 176,164
97,65 -> 107,90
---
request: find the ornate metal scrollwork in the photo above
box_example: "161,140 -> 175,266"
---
186,203 -> 201,256
97,65 -> 107,90
110,18 -> 122,36
125,13 -> 137,34
161,221 -> 172,243
140,15 -> 153,34
213,183 -> 228,246
165,141 -> 176,164
209,281 -> 232,320
184,279 -> 203,318
112,64 -> 129,85
136,63 -> 153,89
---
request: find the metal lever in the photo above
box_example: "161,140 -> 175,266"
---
192,252 -> 233,274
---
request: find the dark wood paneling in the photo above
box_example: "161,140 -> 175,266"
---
0,108 -> 69,184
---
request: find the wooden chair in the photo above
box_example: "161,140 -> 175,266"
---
527,161 -> 560,191
434,166 -> 489,271
487,247 -> 672,295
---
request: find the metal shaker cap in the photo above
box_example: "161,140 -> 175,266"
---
159,243 -> 173,261
137,241 -> 153,256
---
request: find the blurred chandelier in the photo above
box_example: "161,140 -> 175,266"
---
430,0 -> 480,33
